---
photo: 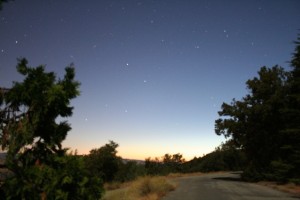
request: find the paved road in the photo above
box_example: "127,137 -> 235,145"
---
163,172 -> 299,200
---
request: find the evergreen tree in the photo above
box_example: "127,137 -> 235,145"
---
162,153 -> 185,173
277,34 -> 300,183
0,59 -> 103,199
215,34 -> 300,183
215,66 -> 288,181
85,141 -> 122,182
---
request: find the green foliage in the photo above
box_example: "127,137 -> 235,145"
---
145,157 -> 164,175
216,66 -> 288,178
291,34 -> 300,69
0,59 -> 103,199
162,153 -> 185,173
241,165 -> 264,182
84,140 -> 146,183
144,142 -> 245,175
1,153 -> 103,200
85,141 -> 122,182
145,153 -> 185,175
183,140 -> 246,173
215,35 -> 300,183
114,161 -> 145,182
266,160 -> 294,183
280,34 -> 300,183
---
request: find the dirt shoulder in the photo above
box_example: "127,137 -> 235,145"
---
162,172 -> 297,200
258,181 -> 300,198
169,172 -> 300,198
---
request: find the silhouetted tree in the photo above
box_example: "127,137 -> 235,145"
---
163,153 -> 185,173
182,140 -> 246,173
145,153 -> 185,175
215,34 -> 300,183
215,65 -> 288,181
274,34 -> 300,183
115,160 -> 145,182
145,157 -> 164,175
0,58 -> 103,199
85,141 -> 122,182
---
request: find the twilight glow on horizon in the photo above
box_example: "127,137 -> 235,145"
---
0,0 -> 299,160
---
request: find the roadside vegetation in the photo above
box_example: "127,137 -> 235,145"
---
0,59 -> 103,199
0,0 -> 299,196
215,34 -> 300,184
1,33 -> 299,198
103,176 -> 175,200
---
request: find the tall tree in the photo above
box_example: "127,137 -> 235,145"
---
0,59 -> 103,199
215,66 -> 288,181
85,141 -> 121,182
215,34 -> 300,182
278,34 -> 300,182
162,153 -> 185,173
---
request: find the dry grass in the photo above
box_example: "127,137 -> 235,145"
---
103,176 -> 175,200
104,172 -> 300,199
258,181 -> 300,197
167,172 -> 204,178
104,182 -> 123,190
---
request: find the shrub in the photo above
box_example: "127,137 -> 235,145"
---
103,176 -> 175,200
129,176 -> 175,198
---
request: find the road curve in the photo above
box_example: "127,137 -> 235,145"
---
163,172 -> 298,200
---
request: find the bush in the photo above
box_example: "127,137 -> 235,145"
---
241,166 -> 264,182
265,160 -> 294,183
84,141 -> 121,182
129,176 -> 175,199
115,161 -> 146,182
103,176 -> 175,200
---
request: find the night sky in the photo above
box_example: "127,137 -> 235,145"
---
1,0 -> 299,160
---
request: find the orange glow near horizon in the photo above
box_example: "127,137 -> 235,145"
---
63,139 -> 223,161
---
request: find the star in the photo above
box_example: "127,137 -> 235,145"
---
223,30 -> 229,38
15,40 -> 18,44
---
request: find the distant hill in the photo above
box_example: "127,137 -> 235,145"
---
0,153 -> 146,165
123,158 -> 145,165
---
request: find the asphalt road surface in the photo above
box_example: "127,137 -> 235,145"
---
163,172 -> 299,200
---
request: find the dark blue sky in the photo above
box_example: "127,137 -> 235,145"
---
1,0 -> 299,159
